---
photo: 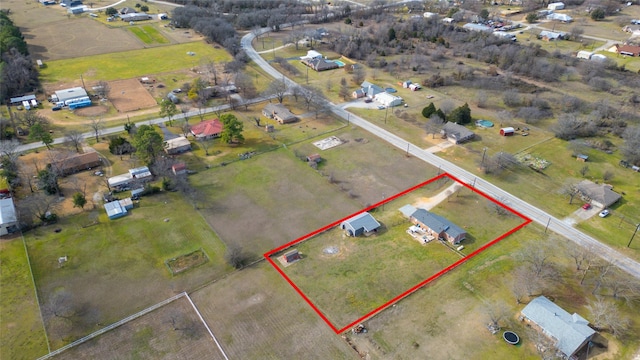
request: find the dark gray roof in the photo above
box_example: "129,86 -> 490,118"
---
521,296 -> 595,357
342,212 -> 381,233
411,208 -> 466,239
576,180 -> 621,208
442,122 -> 475,143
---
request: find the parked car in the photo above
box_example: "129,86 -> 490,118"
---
364,98 -> 372,103
52,106 -> 61,111
582,203 -> 591,210
599,209 -> 610,218
631,19 -> 640,24
172,89 -> 182,93
377,105 -> 386,110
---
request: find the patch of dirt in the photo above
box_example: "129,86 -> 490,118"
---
109,78 -> 158,113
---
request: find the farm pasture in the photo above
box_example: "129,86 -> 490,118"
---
49,295 -> 226,360
190,262 -> 358,360
25,192 -> 230,348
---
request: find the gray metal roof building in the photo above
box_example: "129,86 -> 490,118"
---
341,212 -> 381,237
521,296 -> 595,358
54,87 -> 87,104
410,208 -> 466,244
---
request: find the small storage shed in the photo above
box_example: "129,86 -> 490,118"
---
306,154 -> 322,163
284,249 -> 301,263
500,127 -> 515,136
172,163 -> 187,175
576,154 -> 588,162
104,200 -> 128,220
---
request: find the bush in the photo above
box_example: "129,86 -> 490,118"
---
105,7 -> 117,15
590,8 -> 605,21
526,13 -> 538,23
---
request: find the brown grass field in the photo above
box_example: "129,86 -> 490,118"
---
190,262 -> 358,360
50,295 -> 226,360
108,78 -> 159,113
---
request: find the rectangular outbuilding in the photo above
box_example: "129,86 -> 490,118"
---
500,127 -> 515,136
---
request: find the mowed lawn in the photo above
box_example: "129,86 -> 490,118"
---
25,192 -> 231,349
40,42 -> 232,83
275,180 -> 527,328
190,262 -> 359,360
0,237 -> 49,360
129,25 -> 170,45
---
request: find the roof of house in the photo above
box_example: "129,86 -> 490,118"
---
546,13 -> 572,21
129,166 -> 151,178
342,212 -> 381,233
463,23 -> 493,32
51,152 -> 101,174
301,50 -> 322,60
399,204 -> 417,217
539,30 -> 565,39
361,81 -> 385,95
576,180 -> 622,208
190,119 -> 223,138
104,201 -> 127,218
0,198 -> 17,225
374,92 -> 403,103
442,122 -> 475,143
521,296 -> 595,357
617,44 -> 640,55
164,136 -> 191,150
410,208 -> 466,239
263,103 -> 296,121
302,58 -> 339,71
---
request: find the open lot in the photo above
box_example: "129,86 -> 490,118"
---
190,262 -> 358,360
49,295 -> 226,360
270,177 -> 528,329
0,237 -> 49,360
25,192 -> 230,348
108,78 -> 158,112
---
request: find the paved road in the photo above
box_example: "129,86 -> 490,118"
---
242,29 -> 640,279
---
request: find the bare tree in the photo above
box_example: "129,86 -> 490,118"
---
579,165 -> 589,178
439,99 -> 456,117
199,137 -> 211,156
88,118 -> 104,143
558,180 -> 580,204
587,297 -> 631,337
94,80 -> 110,99
483,300 -> 509,330
425,114 -> 445,139
225,244 -> 248,269
19,111 -> 49,128
265,79 -> 287,104
64,130 -> 84,153
352,65 -> 366,85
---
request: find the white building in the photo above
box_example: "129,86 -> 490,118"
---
547,2 -> 565,10
300,50 -> 322,61
53,87 -> 88,105
0,198 -> 18,236
374,92 -> 403,107
576,50 -> 593,60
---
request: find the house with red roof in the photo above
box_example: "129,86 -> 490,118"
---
615,44 -> 640,56
190,119 -> 223,139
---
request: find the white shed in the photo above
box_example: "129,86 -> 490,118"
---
548,2 -> 565,10
576,51 -> 593,60
374,92 -> 403,107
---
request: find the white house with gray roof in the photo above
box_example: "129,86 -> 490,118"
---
0,198 -> 18,236
521,296 -> 596,358
340,212 -> 381,237
409,208 -> 466,244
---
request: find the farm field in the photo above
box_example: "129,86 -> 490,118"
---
129,25 -> 171,45
0,237 -> 49,360
190,262 -> 359,360
271,177 -> 528,328
49,295 -> 226,360
39,42 -> 232,83
25,192 -> 231,349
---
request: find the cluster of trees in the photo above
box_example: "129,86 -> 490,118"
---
0,11 -> 40,103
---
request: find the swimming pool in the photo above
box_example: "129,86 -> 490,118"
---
475,119 -> 494,128
332,60 -> 345,67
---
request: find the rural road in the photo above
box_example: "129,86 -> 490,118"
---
241,28 -> 640,279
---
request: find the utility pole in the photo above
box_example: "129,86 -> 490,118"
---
384,105 -> 388,124
545,217 -> 551,233
80,74 -> 86,90
481,147 -> 488,165
628,223 -> 640,248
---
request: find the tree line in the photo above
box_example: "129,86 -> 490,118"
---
0,10 -> 40,104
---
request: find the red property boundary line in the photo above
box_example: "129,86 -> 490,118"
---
264,173 -> 532,334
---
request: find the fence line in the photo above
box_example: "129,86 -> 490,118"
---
36,292 -> 187,360
185,293 -> 230,360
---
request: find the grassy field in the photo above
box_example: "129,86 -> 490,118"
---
0,237 -> 49,360
190,262 -> 359,360
25,192 -> 231,349
39,42 -> 232,83
50,296 -> 226,360
129,25 -> 170,45
273,180 -> 527,328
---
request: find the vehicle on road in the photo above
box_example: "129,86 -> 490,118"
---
377,105 -> 386,110
599,209 -> 610,218
582,203 -> 591,210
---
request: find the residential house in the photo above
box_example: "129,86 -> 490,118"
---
190,119 -> 223,139
521,296 -> 596,359
0,198 -> 18,236
462,23 -> 493,33
104,200 -> 128,220
352,88 -> 366,98
575,180 -> 622,209
441,122 -> 475,144
60,0 -> 82,7
374,92 -> 403,107
120,13 -> 151,22
539,30 -> 566,41
360,81 -> 385,98
341,212 -> 381,237
119,7 -> 136,14
546,13 -> 572,22
409,208 -> 466,244
164,136 -> 192,155
615,44 -> 640,56
262,103 -> 297,124
50,152 -> 101,176
301,58 -> 339,71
